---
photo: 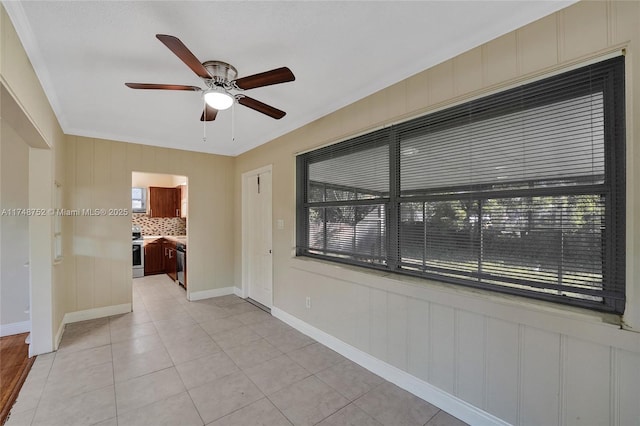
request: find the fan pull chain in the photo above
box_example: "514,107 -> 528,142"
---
202,96 -> 207,143
232,100 -> 235,143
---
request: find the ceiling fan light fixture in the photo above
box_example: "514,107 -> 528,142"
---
204,89 -> 234,110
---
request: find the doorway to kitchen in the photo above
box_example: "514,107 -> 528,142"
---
242,165 -> 273,309
131,172 -> 188,300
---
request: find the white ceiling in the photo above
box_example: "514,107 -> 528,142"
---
3,1 -> 576,157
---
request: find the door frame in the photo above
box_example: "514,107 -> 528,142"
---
241,164 -> 273,305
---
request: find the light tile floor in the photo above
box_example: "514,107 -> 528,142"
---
6,275 -> 468,426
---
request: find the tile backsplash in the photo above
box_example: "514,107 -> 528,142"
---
132,213 -> 186,236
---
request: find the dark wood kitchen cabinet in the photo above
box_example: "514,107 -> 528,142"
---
144,239 -> 164,275
148,187 -> 180,218
164,240 -> 177,281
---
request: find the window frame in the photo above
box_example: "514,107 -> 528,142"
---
131,187 -> 147,213
296,56 -> 626,314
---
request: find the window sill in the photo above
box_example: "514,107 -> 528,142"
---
288,256 -> 639,351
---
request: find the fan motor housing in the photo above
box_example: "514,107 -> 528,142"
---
203,60 -> 237,86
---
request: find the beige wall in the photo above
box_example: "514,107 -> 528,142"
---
63,137 -> 234,312
234,1 -> 640,424
131,171 -> 183,188
1,4 -> 66,353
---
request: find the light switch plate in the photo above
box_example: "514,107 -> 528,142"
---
277,219 -> 284,230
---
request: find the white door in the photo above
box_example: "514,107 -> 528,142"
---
246,169 -> 273,307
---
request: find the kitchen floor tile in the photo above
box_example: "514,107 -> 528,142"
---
111,333 -> 165,359
113,347 -> 174,382
229,309 -> 272,325
92,417 -> 118,426
207,398 -> 293,426
221,302 -> 260,316
210,325 -> 262,350
109,310 -> 151,328
163,332 -> 222,364
56,325 -> 110,354
157,322 -> 209,343
153,316 -> 197,334
287,342 -> 346,374
109,321 -> 158,343
425,410 -> 468,426
48,345 -> 112,375
354,382 -> 440,426
209,294 -> 246,307
263,329 -> 316,353
243,354 -> 311,395
199,316 -> 244,336
224,338 -> 282,369
175,351 -> 239,390
188,370 -> 264,424
64,317 -> 110,333
248,317 -> 295,338
30,351 -> 55,371
4,408 -> 35,426
183,303 -> 232,322
39,361 -> 114,402
148,306 -> 192,322
315,403 -> 383,426
269,375 -> 350,426
315,359 -> 384,401
115,367 -> 186,414
32,385 -> 116,426
9,376 -> 46,414
117,392 -> 203,426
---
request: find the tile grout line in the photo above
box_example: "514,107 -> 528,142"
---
108,319 -> 118,426
24,351 -> 57,426
115,287 -> 195,424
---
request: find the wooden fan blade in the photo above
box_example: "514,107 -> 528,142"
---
125,83 -> 201,91
156,34 -> 212,79
200,104 -> 218,121
233,67 -> 295,90
237,96 -> 286,119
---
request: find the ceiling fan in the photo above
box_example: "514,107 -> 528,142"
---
125,34 -> 295,121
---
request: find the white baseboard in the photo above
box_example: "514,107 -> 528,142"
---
233,287 -> 243,297
0,320 -> 30,337
189,287 -> 235,301
63,303 -> 132,325
272,307 -> 509,426
54,318 -> 65,350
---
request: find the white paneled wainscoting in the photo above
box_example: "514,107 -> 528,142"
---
274,258 -> 640,426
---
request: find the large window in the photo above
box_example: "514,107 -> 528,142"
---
297,57 -> 626,313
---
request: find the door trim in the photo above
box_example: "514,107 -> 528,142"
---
241,165 -> 273,304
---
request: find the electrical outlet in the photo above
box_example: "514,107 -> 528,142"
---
305,296 -> 311,309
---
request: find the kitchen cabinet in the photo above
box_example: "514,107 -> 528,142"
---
164,240 -> 177,281
148,187 -> 180,218
144,239 -> 164,275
